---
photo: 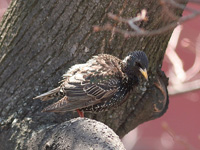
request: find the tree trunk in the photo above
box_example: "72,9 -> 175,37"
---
0,0 -> 186,149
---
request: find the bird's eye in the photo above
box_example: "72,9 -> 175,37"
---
135,62 -> 142,68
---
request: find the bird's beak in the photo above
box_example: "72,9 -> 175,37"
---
139,68 -> 148,81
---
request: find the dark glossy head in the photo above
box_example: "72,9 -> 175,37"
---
123,51 -> 149,80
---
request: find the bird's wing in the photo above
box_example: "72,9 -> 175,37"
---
43,54 -> 125,112
42,77 -> 119,112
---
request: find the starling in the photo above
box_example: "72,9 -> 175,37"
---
34,51 -> 149,117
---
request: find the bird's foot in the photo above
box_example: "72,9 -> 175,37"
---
76,109 -> 84,117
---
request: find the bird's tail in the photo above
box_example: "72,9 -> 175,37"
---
33,87 -> 61,101
42,96 -> 69,112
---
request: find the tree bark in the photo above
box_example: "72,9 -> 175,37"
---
0,0 -> 186,149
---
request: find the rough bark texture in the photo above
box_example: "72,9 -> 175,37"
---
0,0 -> 186,149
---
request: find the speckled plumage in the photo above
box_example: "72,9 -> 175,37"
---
34,51 -> 149,115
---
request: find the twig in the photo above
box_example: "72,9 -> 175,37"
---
168,79 -> 200,95
164,0 -> 199,13
166,25 -> 186,83
185,34 -> 200,81
160,0 -> 179,20
108,0 -> 127,43
94,0 -> 200,37
108,9 -> 147,32
94,9 -> 200,37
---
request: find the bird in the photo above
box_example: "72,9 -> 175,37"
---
34,51 -> 149,117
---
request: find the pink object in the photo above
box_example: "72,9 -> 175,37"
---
0,0 -> 11,22
126,3 -> 200,150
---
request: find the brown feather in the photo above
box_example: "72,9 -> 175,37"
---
37,54 -> 126,112
33,87 -> 61,101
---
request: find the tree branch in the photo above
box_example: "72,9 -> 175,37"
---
168,79 -> 200,95
94,0 -> 199,37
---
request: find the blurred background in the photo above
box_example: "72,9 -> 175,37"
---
1,1 -> 199,150
122,2 -> 200,150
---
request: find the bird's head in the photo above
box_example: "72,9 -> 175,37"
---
123,51 -> 149,80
